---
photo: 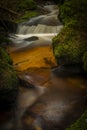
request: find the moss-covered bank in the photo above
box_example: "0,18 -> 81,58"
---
52,0 -> 87,129
0,47 -> 18,110
66,109 -> 87,130
0,0 -> 40,110
52,0 -> 87,72
0,0 -> 38,24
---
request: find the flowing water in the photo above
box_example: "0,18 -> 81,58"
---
0,3 -> 87,130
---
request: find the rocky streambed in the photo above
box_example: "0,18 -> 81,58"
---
0,2 -> 87,130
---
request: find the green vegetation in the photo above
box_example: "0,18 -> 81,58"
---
0,47 -> 13,64
18,0 -> 36,10
0,48 -> 18,109
16,11 -> 38,23
0,60 -> 18,91
66,109 -> 87,130
0,0 -> 37,22
16,0 -> 38,23
0,47 -> 18,92
52,0 -> 87,129
0,34 -> 10,46
0,41 -> 18,109
52,0 -> 87,72
83,52 -> 87,72
0,0 -> 39,109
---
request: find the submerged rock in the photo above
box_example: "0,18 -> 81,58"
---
25,36 -> 39,42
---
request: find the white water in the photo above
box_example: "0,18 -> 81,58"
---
9,5 -> 63,51
8,5 -> 63,53
17,25 -> 63,34
1,4 -> 87,130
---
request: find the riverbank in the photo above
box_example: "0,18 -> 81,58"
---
52,0 -> 87,129
7,2 -> 86,130
52,0 -> 87,73
0,0 -> 39,113
0,0 -> 87,130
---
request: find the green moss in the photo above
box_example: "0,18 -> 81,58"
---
52,0 -> 87,71
66,109 -> 87,130
16,11 -> 38,23
0,35 -> 10,45
18,0 -> 36,10
0,47 -> 13,64
0,0 -> 37,22
0,40 -> 18,109
0,60 -> 18,91
59,0 -> 87,30
0,59 -> 18,110
83,52 -> 87,72
0,47 -> 18,91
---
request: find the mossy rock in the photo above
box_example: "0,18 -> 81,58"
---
53,27 -> 87,65
0,47 -> 13,64
16,11 -> 38,23
66,109 -> 87,130
0,60 -> 18,110
83,52 -> 87,72
18,0 -> 36,10
52,0 -> 87,73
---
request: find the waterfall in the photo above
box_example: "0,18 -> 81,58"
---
17,24 -> 63,34
9,4 -> 63,52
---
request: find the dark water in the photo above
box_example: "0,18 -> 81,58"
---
1,3 -> 87,130
0,68 -> 87,130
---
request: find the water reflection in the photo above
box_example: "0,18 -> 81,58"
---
0,68 -> 87,130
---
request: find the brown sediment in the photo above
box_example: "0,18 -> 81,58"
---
9,46 -> 57,71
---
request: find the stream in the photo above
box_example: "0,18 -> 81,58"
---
0,3 -> 87,130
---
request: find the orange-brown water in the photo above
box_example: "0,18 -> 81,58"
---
1,45 -> 87,130
9,46 -> 57,71
0,3 -> 87,130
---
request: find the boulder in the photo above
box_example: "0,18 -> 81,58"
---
24,36 -> 39,42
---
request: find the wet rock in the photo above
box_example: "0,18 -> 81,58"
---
52,64 -> 85,77
18,75 -> 35,89
22,5 -> 61,26
25,36 -> 39,42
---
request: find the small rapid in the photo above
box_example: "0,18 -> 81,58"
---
9,4 -> 63,52
0,3 -> 87,130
